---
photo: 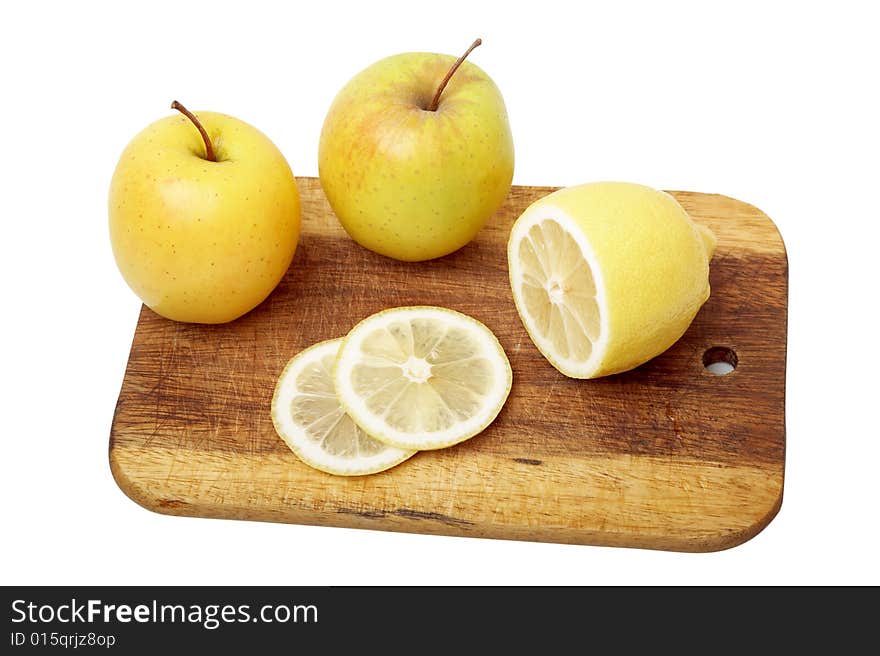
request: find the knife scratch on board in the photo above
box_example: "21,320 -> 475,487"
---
535,381 -> 558,424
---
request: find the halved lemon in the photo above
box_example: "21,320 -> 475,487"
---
271,339 -> 415,476
508,182 -> 716,379
334,307 -> 512,450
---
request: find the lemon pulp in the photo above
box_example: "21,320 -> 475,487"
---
271,339 -> 414,476
518,219 -> 601,363
334,307 -> 512,450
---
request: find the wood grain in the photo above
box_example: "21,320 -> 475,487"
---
109,177 -> 787,552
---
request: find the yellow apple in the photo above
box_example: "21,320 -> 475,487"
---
319,39 -> 514,261
109,102 -> 301,323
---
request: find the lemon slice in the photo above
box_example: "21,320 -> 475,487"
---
508,182 -> 716,379
334,307 -> 512,450
271,339 -> 415,476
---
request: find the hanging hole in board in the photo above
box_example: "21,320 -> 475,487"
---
703,346 -> 738,375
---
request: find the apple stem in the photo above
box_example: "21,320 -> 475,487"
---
171,100 -> 216,162
426,38 -> 482,112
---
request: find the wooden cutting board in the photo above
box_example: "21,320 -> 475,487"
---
109,177 -> 787,552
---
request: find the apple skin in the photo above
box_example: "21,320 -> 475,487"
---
109,111 -> 301,323
319,52 -> 514,262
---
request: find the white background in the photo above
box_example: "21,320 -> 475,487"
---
2,0 -> 878,585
